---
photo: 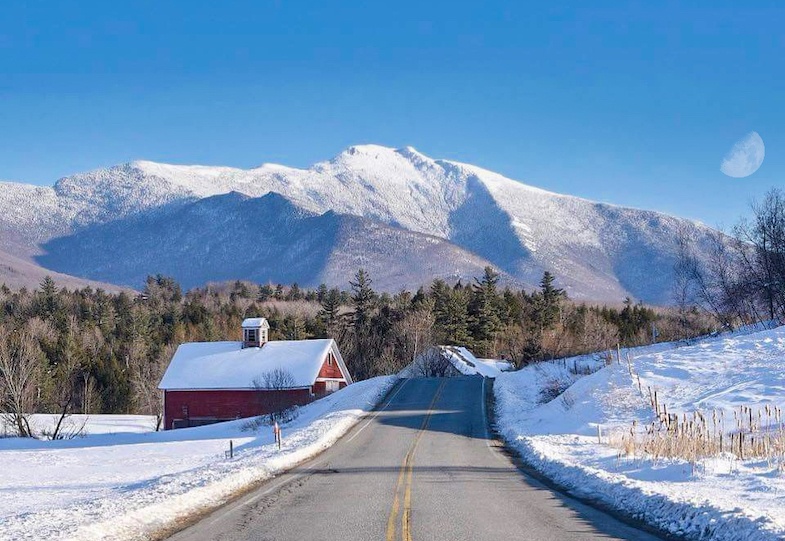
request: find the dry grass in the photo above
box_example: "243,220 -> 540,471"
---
610,401 -> 785,471
603,350 -> 785,471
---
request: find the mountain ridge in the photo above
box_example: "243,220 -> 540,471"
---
0,145 -> 718,302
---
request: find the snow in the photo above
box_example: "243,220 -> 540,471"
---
241,317 -> 269,328
478,357 -> 515,372
495,327 -> 785,540
158,338 -> 352,390
0,414 -> 157,440
0,376 -> 396,541
440,346 -> 507,378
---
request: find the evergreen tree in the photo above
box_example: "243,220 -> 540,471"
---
258,284 -> 274,302
316,283 -> 329,303
273,284 -> 285,300
287,283 -> 303,301
348,269 -> 376,379
350,269 -> 375,329
536,271 -> 565,330
468,267 -> 502,355
318,288 -> 344,337
38,276 -> 59,319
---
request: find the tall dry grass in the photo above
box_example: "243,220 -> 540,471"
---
610,400 -> 785,470
602,350 -> 785,471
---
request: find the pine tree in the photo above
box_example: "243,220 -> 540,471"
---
38,276 -> 59,319
468,267 -> 502,354
443,289 -> 471,345
318,288 -> 344,337
274,284 -> 285,300
348,269 -> 376,379
532,271 -> 565,331
258,284 -> 274,302
350,269 -> 375,329
316,283 -> 329,303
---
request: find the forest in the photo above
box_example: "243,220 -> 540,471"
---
0,264 -> 715,436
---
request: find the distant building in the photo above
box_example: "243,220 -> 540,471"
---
158,318 -> 352,430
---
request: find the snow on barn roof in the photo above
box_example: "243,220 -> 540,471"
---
241,317 -> 269,328
158,339 -> 351,390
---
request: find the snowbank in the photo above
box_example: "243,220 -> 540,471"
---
495,329 -> 785,540
0,376 -> 397,541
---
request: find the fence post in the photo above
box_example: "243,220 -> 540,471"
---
274,421 -> 282,450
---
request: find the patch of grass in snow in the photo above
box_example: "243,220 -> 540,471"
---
610,401 -> 785,473
601,346 -> 785,473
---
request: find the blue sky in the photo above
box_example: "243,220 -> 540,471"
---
0,1 -> 782,227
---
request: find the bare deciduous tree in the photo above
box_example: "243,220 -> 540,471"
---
412,347 -> 454,377
130,342 -> 174,431
253,368 -> 299,424
0,325 -> 45,437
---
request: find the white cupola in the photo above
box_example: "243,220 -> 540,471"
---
241,317 -> 270,348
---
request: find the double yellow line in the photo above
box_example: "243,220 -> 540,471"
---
386,380 -> 446,541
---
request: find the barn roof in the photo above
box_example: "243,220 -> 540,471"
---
158,339 -> 352,390
242,317 -> 269,328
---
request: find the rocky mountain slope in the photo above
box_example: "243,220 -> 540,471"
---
0,145 -> 717,302
38,192 -> 506,292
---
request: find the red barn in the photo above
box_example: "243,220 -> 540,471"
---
158,318 -> 352,430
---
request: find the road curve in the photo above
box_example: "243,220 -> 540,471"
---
168,377 -> 662,541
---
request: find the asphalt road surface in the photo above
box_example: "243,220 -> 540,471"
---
169,377 -> 663,541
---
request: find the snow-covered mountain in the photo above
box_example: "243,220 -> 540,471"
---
0,145 -> 717,302
38,192 -> 506,292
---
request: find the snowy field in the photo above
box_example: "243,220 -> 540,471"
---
0,414 -> 158,440
495,326 -> 785,540
0,376 -> 396,541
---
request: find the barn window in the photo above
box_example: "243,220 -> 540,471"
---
328,355 -> 333,366
245,328 -> 257,343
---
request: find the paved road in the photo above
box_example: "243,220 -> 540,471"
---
169,377 -> 662,541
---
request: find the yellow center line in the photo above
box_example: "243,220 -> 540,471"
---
386,380 -> 446,541
386,452 -> 409,541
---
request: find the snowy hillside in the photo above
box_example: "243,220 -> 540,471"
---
0,246 -> 124,291
495,327 -> 785,540
37,192 -> 509,291
0,145 -> 719,300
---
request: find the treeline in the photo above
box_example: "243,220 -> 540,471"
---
0,269 -> 711,431
675,188 -> 785,329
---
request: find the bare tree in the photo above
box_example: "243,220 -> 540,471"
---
412,347 -> 454,377
735,189 -> 785,322
376,304 -> 437,376
253,368 -> 299,424
130,341 -> 173,431
672,225 -> 699,338
398,304 -> 435,367
0,325 -> 45,437
79,326 -> 105,414
495,326 -> 532,369
47,316 -> 88,440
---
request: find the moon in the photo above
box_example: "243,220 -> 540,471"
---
720,131 -> 765,178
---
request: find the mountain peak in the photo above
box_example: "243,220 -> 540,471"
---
0,143 -> 724,303
339,144 -> 394,157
